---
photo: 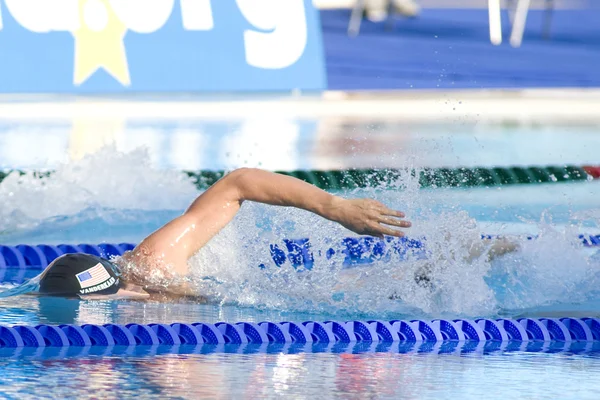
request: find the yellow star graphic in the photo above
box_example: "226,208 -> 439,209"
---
72,0 -> 130,86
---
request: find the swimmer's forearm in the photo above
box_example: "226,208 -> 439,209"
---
230,169 -> 410,238
231,168 -> 341,219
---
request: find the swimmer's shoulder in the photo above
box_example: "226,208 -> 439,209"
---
116,252 -> 206,303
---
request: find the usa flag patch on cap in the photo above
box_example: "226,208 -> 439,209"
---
76,263 -> 111,289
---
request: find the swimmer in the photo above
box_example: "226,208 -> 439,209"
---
2,168 -> 412,300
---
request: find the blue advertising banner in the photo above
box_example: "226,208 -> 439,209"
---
0,0 -> 327,93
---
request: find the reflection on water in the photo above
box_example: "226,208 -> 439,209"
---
0,295 -> 367,327
0,342 -> 599,399
1,119 -> 600,171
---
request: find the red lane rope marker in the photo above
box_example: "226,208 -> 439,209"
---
583,166 -> 600,179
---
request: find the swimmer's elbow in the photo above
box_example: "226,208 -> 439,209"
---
226,167 -> 255,181
223,167 -> 260,202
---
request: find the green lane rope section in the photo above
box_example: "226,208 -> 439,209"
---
157,165 -> 595,190
1,166 -> 593,190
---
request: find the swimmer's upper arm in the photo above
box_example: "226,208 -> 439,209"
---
133,169 -> 245,273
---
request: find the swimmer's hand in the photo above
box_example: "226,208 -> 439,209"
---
467,237 -> 519,262
325,198 -> 411,238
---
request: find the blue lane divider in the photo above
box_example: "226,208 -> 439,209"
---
1,318 -> 599,351
0,243 -> 136,270
3,336 -> 599,360
1,235 -> 599,271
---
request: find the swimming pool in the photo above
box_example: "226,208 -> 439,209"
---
1,118 -> 600,398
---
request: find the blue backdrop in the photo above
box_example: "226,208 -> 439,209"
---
0,0 -> 326,93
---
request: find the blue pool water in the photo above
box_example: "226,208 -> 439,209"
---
0,344 -> 597,399
1,121 -> 600,398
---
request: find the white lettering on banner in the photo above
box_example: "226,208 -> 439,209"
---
108,0 -> 174,33
56,0 -> 81,31
237,0 -> 308,69
4,0 -> 52,32
83,0 -> 109,32
0,0 -> 310,74
180,0 -> 214,30
3,0 -> 177,33
2,0 -> 221,34
4,0 -> 79,32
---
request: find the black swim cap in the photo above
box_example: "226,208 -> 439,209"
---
39,254 -> 121,297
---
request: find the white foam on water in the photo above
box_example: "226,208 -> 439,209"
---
0,145 -> 198,233
1,146 -> 598,318
189,169 -> 507,318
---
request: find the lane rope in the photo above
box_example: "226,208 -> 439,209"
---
1,165 -> 597,190
0,318 -> 599,351
3,323 -> 599,359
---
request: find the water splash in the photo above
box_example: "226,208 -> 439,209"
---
0,145 -> 198,241
188,197 -> 500,318
1,146 -> 599,318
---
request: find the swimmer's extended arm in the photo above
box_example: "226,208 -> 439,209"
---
133,168 -> 410,276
